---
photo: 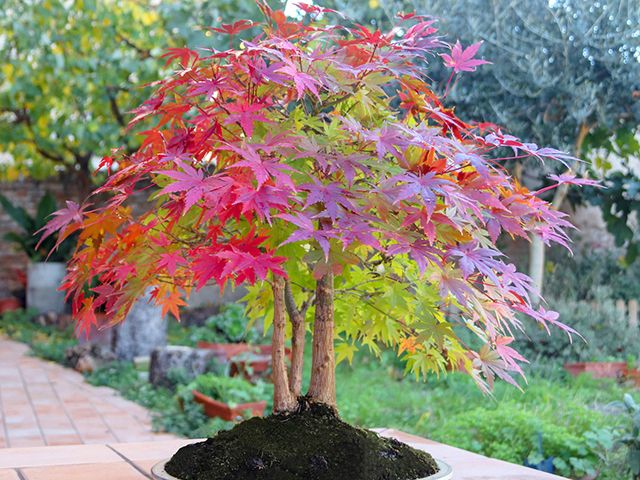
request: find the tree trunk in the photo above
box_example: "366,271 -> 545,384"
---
284,281 -> 305,397
528,122 -> 591,305
271,276 -> 296,413
307,272 -> 336,409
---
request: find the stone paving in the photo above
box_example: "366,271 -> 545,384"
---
0,338 -> 176,448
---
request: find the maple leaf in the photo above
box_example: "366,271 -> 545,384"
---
279,212 -> 336,260
233,182 -> 293,222
547,173 -> 601,188
277,60 -> 321,99
157,252 -> 187,276
223,142 -> 296,189
208,19 -> 254,36
448,242 -> 503,284
37,200 -> 88,251
160,47 -> 199,67
156,163 -> 222,212
156,289 -> 187,321
383,172 -> 453,215
218,249 -> 286,285
441,41 -> 491,73
301,180 -> 357,221
223,101 -> 273,137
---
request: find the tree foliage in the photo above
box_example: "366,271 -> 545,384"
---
44,3 -> 589,394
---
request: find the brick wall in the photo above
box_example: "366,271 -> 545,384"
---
0,177 -> 83,296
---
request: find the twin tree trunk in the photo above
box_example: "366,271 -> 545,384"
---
271,272 -> 336,413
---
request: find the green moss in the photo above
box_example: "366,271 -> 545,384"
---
166,401 -> 438,480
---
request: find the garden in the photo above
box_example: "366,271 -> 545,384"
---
0,1 -> 639,480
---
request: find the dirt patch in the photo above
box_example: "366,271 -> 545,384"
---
165,400 -> 438,480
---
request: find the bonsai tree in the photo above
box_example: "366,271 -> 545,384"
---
41,3 -> 591,478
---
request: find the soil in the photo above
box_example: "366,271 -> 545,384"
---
165,400 -> 438,480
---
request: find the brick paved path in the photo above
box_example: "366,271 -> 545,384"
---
0,338 -> 176,448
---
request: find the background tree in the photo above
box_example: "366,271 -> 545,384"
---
44,3 -> 585,411
0,0 -> 264,191
332,0 -> 640,295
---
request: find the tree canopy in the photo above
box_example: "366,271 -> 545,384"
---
42,3 -> 591,400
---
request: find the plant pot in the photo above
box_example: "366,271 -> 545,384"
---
192,389 -> 266,421
196,341 -> 252,360
0,297 -> 21,314
197,343 -> 292,379
151,458 -> 453,480
564,362 -> 627,378
624,367 -> 640,386
26,262 -> 66,314
197,342 -> 292,359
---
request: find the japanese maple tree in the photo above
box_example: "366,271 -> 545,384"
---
43,2 -> 588,412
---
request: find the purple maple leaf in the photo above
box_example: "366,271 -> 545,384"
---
301,179 -> 358,221
278,212 -> 336,259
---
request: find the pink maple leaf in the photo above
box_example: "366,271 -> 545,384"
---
277,61 -> 321,99
156,163 -> 212,212
223,142 -> 296,189
223,101 -> 273,137
441,41 -> 491,73
36,200 -> 89,251
548,173 -> 601,187
158,252 -> 187,276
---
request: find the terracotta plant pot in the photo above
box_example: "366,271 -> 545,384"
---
192,389 -> 266,421
564,362 -> 627,379
196,341 -> 251,360
151,458 -> 453,480
623,367 -> 640,386
0,297 -> 21,314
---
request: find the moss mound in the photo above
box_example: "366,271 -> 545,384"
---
165,400 -> 438,480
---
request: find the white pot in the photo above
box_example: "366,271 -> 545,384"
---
151,458 -> 453,480
26,262 -> 67,314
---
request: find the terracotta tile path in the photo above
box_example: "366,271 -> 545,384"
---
0,338 -> 176,448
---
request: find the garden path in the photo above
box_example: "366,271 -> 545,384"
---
0,338 -> 177,448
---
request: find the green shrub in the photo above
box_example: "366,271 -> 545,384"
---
168,303 -> 263,347
180,373 -> 273,410
434,402 -> 613,478
546,247 -> 640,302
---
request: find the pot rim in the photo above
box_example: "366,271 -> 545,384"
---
151,458 -> 453,480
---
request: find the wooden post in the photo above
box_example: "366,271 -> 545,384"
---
616,299 -> 627,319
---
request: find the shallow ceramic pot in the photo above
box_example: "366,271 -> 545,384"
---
151,459 -> 453,480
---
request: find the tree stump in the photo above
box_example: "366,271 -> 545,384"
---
149,345 -> 227,389
112,291 -> 167,361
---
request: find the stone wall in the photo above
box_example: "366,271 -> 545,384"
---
0,176 -> 83,297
